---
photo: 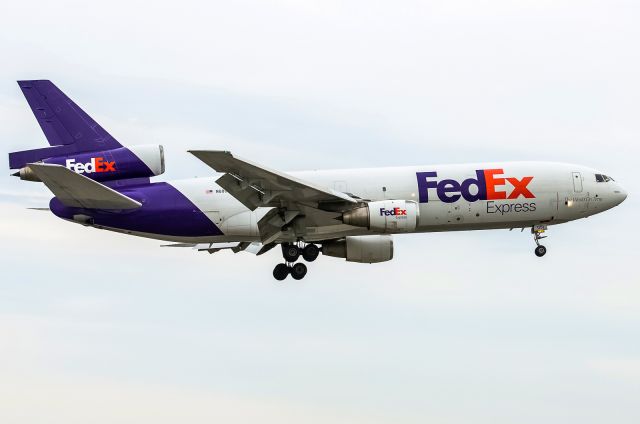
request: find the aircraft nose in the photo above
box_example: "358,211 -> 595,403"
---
614,185 -> 627,205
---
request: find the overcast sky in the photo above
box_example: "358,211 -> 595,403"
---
1,1 -> 639,423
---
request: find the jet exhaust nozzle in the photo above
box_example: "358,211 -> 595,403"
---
14,166 -> 42,182
342,206 -> 370,228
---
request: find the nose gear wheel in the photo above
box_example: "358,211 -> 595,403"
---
531,225 -> 548,257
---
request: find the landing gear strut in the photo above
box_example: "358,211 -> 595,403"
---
532,225 -> 547,257
274,243 -> 319,280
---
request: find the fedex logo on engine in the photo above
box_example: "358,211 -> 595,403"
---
65,157 -> 116,174
380,207 -> 407,216
416,169 -> 534,204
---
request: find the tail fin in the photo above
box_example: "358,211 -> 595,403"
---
9,80 -> 123,169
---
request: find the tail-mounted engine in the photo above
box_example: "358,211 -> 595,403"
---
342,200 -> 419,233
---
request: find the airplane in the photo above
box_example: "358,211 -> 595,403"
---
9,80 -> 627,280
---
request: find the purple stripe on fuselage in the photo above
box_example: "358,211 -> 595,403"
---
50,182 -> 223,237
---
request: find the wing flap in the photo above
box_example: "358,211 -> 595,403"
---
161,241 -> 275,255
27,163 -> 142,210
215,173 -> 264,210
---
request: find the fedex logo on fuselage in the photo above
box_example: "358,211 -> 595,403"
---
65,157 -> 116,174
416,169 -> 534,203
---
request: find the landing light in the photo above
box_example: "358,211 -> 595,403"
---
567,200 -> 573,207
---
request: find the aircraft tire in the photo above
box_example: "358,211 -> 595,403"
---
534,245 -> 547,257
302,244 -> 320,262
273,263 -> 290,280
290,263 -> 307,280
282,244 -> 300,262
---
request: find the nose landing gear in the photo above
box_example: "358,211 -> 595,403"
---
534,245 -> 547,257
532,225 -> 548,257
273,243 -> 319,280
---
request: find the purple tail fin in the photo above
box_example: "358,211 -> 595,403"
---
9,80 -> 123,169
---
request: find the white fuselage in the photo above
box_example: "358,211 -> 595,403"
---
156,161 -> 626,243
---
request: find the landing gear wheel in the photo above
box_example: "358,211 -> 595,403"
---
290,263 -> 308,280
531,225 -> 548,258
273,263 -> 290,281
282,244 -> 300,262
302,244 -> 320,262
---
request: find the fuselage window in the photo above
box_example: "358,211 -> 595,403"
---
595,174 -> 604,182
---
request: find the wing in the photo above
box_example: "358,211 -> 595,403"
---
189,150 -> 358,210
27,163 -> 142,210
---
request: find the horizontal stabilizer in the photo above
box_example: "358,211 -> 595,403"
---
27,163 -> 142,210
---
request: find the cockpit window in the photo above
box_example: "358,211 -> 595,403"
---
595,174 -> 615,182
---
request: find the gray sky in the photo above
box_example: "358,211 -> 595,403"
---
1,1 -> 639,423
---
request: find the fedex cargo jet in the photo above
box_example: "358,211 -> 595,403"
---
9,81 -> 627,280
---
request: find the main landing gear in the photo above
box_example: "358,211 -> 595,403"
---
273,243 -> 319,281
532,225 -> 548,257
273,262 -> 308,281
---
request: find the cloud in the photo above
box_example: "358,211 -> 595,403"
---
589,358 -> 640,381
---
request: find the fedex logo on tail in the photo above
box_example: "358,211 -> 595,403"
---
416,169 -> 534,203
66,157 -> 116,174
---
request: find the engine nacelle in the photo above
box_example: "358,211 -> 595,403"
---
16,145 -> 165,182
342,200 -> 419,233
322,235 -> 394,263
